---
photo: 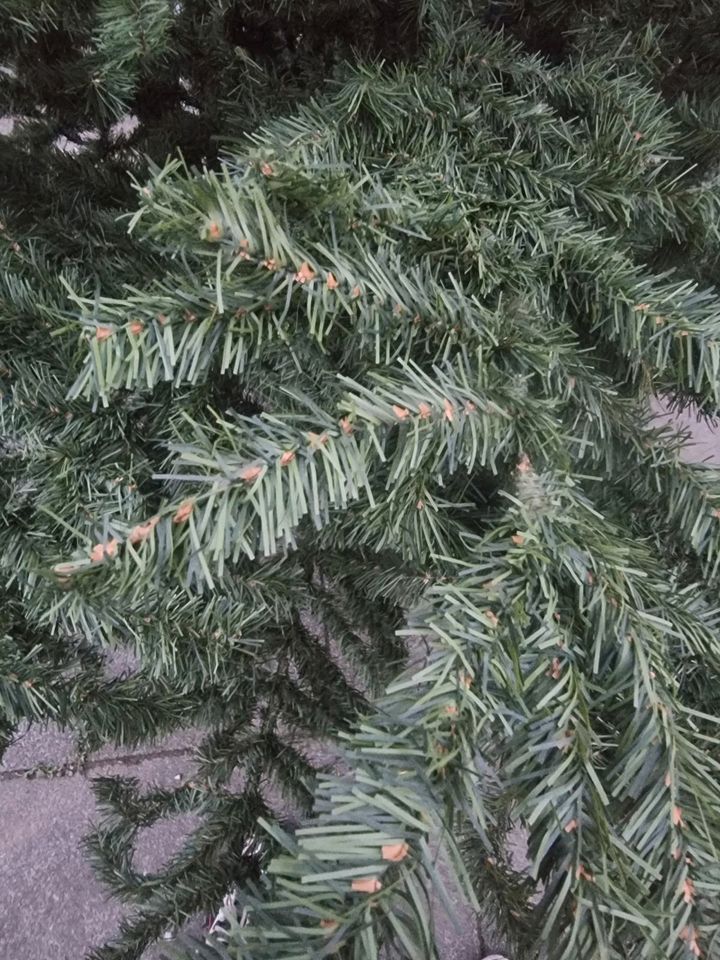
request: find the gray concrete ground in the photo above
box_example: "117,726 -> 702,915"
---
1,401 -> 717,960
650,397 -> 720,466
0,724 -> 202,960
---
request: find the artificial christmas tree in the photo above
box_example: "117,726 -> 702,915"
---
505,0 -> 720,98
0,2 -> 412,958
5,0 -> 720,959
55,2 -> 720,957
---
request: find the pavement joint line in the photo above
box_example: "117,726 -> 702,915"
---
0,743 -> 195,781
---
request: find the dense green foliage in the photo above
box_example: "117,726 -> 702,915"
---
0,2 -> 412,957
0,0 -> 406,209
139,5 -> 720,959
4,1 -> 720,959
508,0 -> 720,92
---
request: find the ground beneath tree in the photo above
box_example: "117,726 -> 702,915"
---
0,724 -> 204,960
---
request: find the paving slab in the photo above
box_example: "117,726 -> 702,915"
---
650,397 -> 720,465
0,774 -> 125,960
3,721 -> 77,771
1,735 -> 201,960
